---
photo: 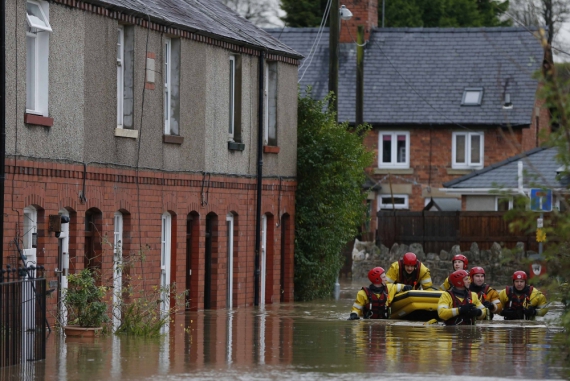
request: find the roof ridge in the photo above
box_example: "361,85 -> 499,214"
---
443,146 -> 552,188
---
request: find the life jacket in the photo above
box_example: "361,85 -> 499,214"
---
362,286 -> 390,319
397,259 -> 421,289
470,284 -> 491,302
505,285 -> 533,310
444,289 -> 474,326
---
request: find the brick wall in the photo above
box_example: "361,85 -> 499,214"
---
339,0 -> 378,43
3,158 -> 296,325
368,126 -> 531,211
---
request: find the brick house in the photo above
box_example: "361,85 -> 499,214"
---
267,0 -> 548,225
4,0 -> 302,324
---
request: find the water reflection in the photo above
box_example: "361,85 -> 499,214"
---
3,279 -> 568,380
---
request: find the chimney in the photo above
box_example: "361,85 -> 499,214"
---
339,0 -> 378,43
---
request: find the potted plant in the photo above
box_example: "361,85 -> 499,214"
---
63,268 -> 109,338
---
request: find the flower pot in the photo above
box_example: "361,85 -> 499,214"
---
64,325 -> 103,338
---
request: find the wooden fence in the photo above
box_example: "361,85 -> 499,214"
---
377,211 -> 540,254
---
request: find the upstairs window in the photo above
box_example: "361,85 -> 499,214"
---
379,132 -> 410,168
229,56 -> 236,141
164,38 -> 180,136
26,0 -> 51,117
264,61 -> 278,146
117,25 -> 134,129
452,131 -> 484,169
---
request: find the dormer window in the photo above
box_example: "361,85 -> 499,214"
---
462,87 -> 483,106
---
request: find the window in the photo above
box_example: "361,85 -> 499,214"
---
23,206 -> 38,259
462,88 -> 483,106
160,213 -> 172,318
264,62 -> 278,146
495,196 -> 526,211
452,132 -> 484,169
379,132 -> 410,168
113,212 -> 123,329
229,56 -> 236,141
226,214 -> 234,309
164,38 -> 181,135
227,55 -> 243,149
26,0 -> 51,117
379,194 -> 409,210
117,26 -> 124,127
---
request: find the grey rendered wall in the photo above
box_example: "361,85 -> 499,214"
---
9,2 -> 298,179
465,195 -> 496,211
6,2 -> 85,162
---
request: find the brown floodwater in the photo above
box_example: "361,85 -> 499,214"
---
3,279 -> 568,380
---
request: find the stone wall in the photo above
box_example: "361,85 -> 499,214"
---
351,239 -> 538,288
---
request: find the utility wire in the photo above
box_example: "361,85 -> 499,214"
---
298,0 -> 332,83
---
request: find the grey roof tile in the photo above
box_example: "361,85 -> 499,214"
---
443,147 -> 565,189
87,0 -> 302,58
266,27 -> 543,125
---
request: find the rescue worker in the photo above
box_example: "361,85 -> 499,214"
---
499,270 -> 548,320
437,269 -> 487,325
468,266 -> 502,319
440,254 -> 469,291
348,267 -> 398,320
385,252 -> 434,290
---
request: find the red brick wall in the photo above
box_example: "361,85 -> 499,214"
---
521,92 -> 551,151
2,158 -> 296,325
339,0 -> 378,43
368,126 -> 531,211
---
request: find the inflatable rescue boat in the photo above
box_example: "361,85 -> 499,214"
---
390,290 -> 442,321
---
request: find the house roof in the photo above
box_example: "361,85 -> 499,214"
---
85,0 -> 302,59
266,27 -> 543,126
442,147 -> 565,189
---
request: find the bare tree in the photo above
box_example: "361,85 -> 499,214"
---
507,0 -> 570,62
220,0 -> 283,28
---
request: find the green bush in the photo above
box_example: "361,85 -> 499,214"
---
295,90 -> 373,301
64,269 -> 109,328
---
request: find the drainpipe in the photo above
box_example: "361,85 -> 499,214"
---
0,0 -> 6,273
518,160 -> 525,196
254,51 -> 265,306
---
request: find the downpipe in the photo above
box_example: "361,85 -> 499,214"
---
254,51 -> 265,306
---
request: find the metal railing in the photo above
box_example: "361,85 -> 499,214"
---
0,265 -> 47,369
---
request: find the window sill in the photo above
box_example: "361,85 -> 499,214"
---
24,113 -> 53,127
228,141 -> 245,151
447,167 -> 479,175
163,135 -> 184,145
373,168 -> 414,175
263,145 -> 280,154
115,128 -> 139,139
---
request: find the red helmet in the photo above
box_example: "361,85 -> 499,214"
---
368,267 -> 385,284
452,254 -> 468,269
513,271 -> 527,282
402,252 -> 417,266
469,266 -> 485,278
449,270 -> 469,288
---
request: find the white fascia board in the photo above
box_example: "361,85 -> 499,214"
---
439,188 -> 523,195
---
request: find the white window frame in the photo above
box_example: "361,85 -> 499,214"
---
452,131 -> 484,169
264,61 -> 278,146
113,212 -> 123,330
229,55 -> 236,141
226,213 -> 234,309
378,131 -> 410,169
117,25 -> 124,128
26,0 -> 51,117
23,206 -> 38,251
379,194 -> 409,210
160,212 -> 172,324
495,196 -> 513,211
163,38 -> 172,135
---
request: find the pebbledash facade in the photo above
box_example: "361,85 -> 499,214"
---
5,0 -> 302,324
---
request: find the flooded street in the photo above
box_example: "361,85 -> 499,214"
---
5,279 -> 569,380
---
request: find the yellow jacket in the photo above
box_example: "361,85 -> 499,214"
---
385,261 -> 433,290
470,284 -> 502,314
351,283 -> 399,317
499,286 -> 547,313
438,290 -> 487,323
